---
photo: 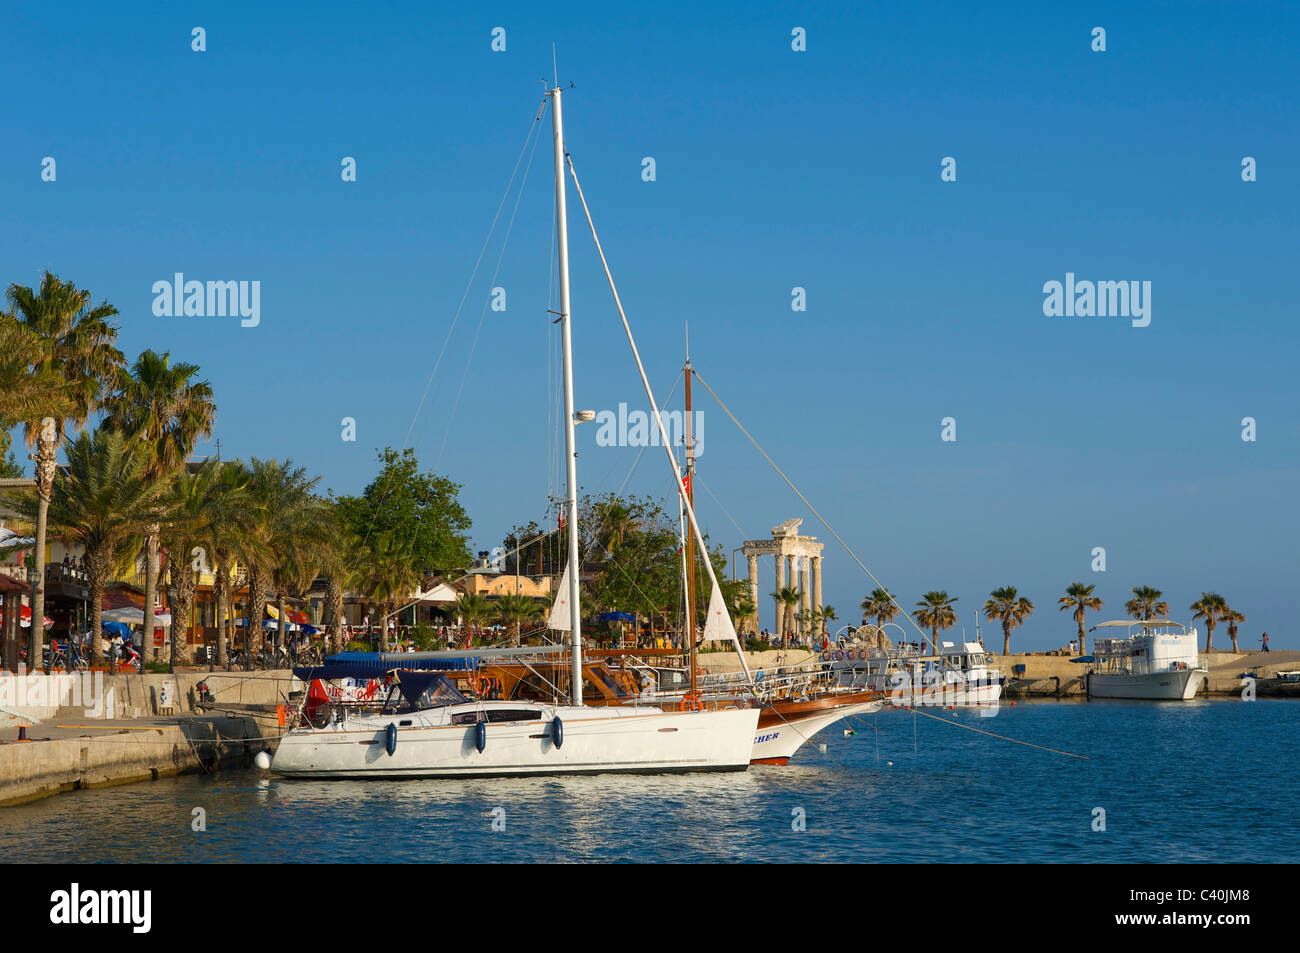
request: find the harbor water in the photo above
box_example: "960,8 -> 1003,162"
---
3,698 -> 1296,863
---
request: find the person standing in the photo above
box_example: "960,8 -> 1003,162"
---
1262,632 -> 1270,653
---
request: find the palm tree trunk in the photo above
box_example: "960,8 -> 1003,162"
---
1077,615 -> 1087,655
214,554 -> 228,667
1002,621 -> 1011,657
86,546 -> 106,660
247,566 -> 266,658
141,530 -> 158,666
171,569 -> 194,672
326,576 -> 343,655
276,592 -> 288,660
1230,630 -> 1239,652
29,434 -> 56,671
1205,621 -> 1215,653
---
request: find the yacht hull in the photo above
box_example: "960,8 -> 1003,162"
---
1088,668 -> 1206,700
271,704 -> 759,779
751,699 -> 882,765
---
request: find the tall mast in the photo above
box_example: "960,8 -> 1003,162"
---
684,347 -> 698,700
549,85 -> 584,705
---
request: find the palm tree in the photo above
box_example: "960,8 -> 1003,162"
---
983,586 -> 1034,656
6,272 -> 125,669
770,585 -> 801,647
455,593 -> 495,647
160,460 -> 224,671
102,350 -> 215,665
861,588 -> 899,646
496,593 -> 544,647
1221,606 -> 1245,653
731,591 -> 757,636
360,531 -> 422,651
914,591 -> 958,653
1058,582 -> 1104,655
242,459 -> 324,657
14,430 -> 168,647
1125,586 -> 1169,621
201,461 -> 256,667
820,604 -> 837,638
1189,592 -> 1227,652
0,315 -> 75,432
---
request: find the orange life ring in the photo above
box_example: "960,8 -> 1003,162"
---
470,675 -> 491,696
679,693 -> 700,711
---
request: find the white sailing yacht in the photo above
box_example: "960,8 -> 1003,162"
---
271,85 -> 758,779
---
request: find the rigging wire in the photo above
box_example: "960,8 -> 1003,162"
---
353,99 -> 547,557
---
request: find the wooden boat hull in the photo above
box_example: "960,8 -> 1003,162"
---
751,697 -> 882,764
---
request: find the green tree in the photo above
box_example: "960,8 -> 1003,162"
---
771,586 -> 801,646
983,586 -> 1035,656
13,430 -> 168,647
102,349 -> 215,665
160,460 -> 224,670
335,447 -> 472,575
6,272 -> 125,669
496,593 -> 544,647
1125,586 -> 1169,621
455,593 -> 495,647
914,591 -> 958,653
1058,582 -> 1103,655
1221,606 -> 1245,653
1189,592 -> 1227,653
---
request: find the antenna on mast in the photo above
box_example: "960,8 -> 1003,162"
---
552,43 -> 558,89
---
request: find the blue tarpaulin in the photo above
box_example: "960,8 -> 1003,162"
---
293,651 -> 480,681
598,612 -> 635,622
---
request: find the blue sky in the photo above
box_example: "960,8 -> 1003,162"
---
3,2 -> 1297,649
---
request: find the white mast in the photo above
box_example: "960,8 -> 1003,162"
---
549,85 -> 584,705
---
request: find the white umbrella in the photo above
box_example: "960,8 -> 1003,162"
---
102,606 -> 172,626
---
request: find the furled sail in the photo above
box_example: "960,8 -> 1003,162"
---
547,562 -> 572,631
701,579 -> 744,655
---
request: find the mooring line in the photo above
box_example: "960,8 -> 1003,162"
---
906,705 -> 1091,759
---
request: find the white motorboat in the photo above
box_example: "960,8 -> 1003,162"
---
830,640 -> 1004,707
272,83 -> 759,780
1085,620 -> 1208,700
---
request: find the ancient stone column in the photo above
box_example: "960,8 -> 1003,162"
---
812,556 -> 823,619
747,554 -> 760,635
800,556 -> 811,639
774,553 -> 786,637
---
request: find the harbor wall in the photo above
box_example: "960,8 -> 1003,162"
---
0,715 -> 271,807
0,669 -> 299,725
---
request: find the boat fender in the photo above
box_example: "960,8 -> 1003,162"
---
385,722 -> 397,757
552,716 -> 564,749
475,719 -> 487,753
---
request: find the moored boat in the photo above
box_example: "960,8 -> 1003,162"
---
1084,620 -> 1207,700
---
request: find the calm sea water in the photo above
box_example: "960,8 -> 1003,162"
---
2,699 -> 1295,863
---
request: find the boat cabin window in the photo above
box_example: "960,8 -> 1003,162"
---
451,709 -> 544,725
382,673 -> 469,714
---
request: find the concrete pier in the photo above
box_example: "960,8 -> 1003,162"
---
0,669 -> 297,807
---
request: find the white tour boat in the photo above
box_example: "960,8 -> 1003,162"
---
1085,620 -> 1208,700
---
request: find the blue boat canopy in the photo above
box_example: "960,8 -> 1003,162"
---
1069,655 -> 1095,663
293,651 -> 480,681
598,612 -> 635,622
